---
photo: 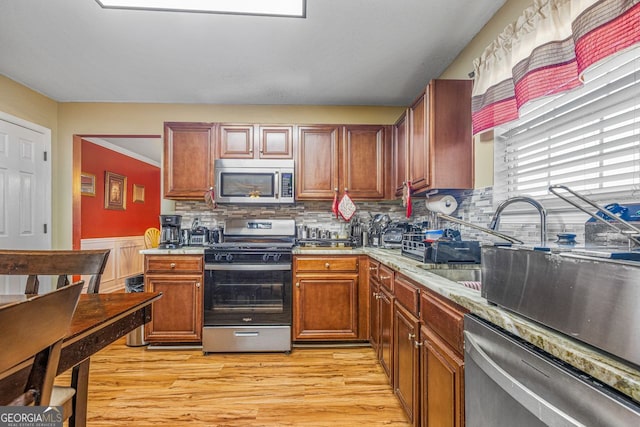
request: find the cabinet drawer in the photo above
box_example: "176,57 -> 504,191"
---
295,256 -> 358,273
394,274 -> 419,316
368,259 -> 380,282
145,255 -> 203,273
420,290 -> 466,355
379,264 -> 394,291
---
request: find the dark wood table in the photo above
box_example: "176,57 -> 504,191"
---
1,291 -> 162,426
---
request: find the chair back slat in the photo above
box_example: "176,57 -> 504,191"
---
0,281 -> 84,406
0,249 -> 110,294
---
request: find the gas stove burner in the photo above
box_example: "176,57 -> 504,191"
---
208,242 -> 295,251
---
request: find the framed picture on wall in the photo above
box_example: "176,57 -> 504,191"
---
80,172 -> 96,196
133,184 -> 145,203
105,171 -> 127,210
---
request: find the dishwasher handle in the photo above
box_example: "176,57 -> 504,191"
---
464,330 -> 586,427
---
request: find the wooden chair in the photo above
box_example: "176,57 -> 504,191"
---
0,281 -> 84,406
0,249 -> 110,427
144,227 -> 161,249
0,249 -> 111,294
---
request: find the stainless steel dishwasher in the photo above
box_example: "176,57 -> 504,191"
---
464,315 -> 640,427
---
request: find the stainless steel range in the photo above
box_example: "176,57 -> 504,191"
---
202,219 -> 295,353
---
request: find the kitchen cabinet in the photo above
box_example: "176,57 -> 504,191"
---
419,289 -> 466,427
163,122 -> 215,199
393,274 -> 421,427
378,284 -> 394,382
393,109 -> 409,197
293,255 -> 368,341
377,263 -> 395,381
217,124 -> 293,159
296,125 -> 390,200
369,260 -> 381,353
406,79 -> 473,193
144,255 -> 203,343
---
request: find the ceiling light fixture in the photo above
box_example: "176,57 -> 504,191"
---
95,0 -> 306,18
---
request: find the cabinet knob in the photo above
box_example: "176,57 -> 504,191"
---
408,333 -> 415,342
325,263 -> 330,269
196,282 -> 201,288
296,282 -> 300,288
369,266 -> 378,272
170,262 -> 176,269
380,275 -> 390,280
414,340 -> 423,348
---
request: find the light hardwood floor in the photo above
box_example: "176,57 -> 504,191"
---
57,338 -> 411,426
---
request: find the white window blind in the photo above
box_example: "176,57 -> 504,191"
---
494,45 -> 640,214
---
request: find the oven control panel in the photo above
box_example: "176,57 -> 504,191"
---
205,249 -> 292,264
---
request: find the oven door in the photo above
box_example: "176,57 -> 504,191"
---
204,264 -> 292,326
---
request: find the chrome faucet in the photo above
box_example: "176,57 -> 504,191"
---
489,196 -> 547,247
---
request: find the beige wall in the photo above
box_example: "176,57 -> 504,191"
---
439,0 -> 533,188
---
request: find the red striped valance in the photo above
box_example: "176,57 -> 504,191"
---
472,0 -> 640,135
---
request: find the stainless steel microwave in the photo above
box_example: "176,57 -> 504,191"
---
214,159 -> 295,204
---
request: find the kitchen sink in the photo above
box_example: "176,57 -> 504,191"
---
423,267 -> 481,282
482,245 -> 640,367
417,264 -> 482,290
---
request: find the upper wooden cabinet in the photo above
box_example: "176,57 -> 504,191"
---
296,126 -> 340,200
163,122 -> 215,200
218,124 -> 293,159
404,79 -> 473,194
296,124 -> 390,201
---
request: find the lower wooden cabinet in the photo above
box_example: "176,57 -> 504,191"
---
420,324 -> 464,427
420,289 -> 467,427
144,255 -> 203,343
293,255 -> 368,341
368,257 -> 467,427
394,300 -> 420,427
293,274 -> 359,340
378,285 -> 394,382
369,274 -> 381,353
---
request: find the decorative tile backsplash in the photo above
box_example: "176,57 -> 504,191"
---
174,187 -> 626,247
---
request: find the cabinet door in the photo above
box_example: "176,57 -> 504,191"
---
341,125 -> 387,199
420,325 -> 464,427
145,274 -> 203,343
258,125 -> 293,159
293,274 -> 358,340
393,110 -> 409,197
378,286 -> 394,383
394,301 -> 420,426
296,126 -> 340,200
409,92 -> 429,192
164,122 -> 214,199
429,79 -> 473,190
369,278 -> 381,352
218,124 -> 255,159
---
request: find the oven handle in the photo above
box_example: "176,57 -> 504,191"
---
205,264 -> 291,271
464,330 -> 585,427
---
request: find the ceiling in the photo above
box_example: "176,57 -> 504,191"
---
0,0 -> 505,107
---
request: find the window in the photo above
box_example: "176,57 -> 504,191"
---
494,45 -> 640,215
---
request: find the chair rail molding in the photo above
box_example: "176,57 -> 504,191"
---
80,236 -> 144,292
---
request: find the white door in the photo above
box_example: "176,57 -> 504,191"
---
0,116 -> 51,293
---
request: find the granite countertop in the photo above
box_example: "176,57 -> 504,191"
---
140,247 -> 205,255
297,246 -> 640,403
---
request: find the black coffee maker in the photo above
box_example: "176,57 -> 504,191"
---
159,214 -> 182,249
